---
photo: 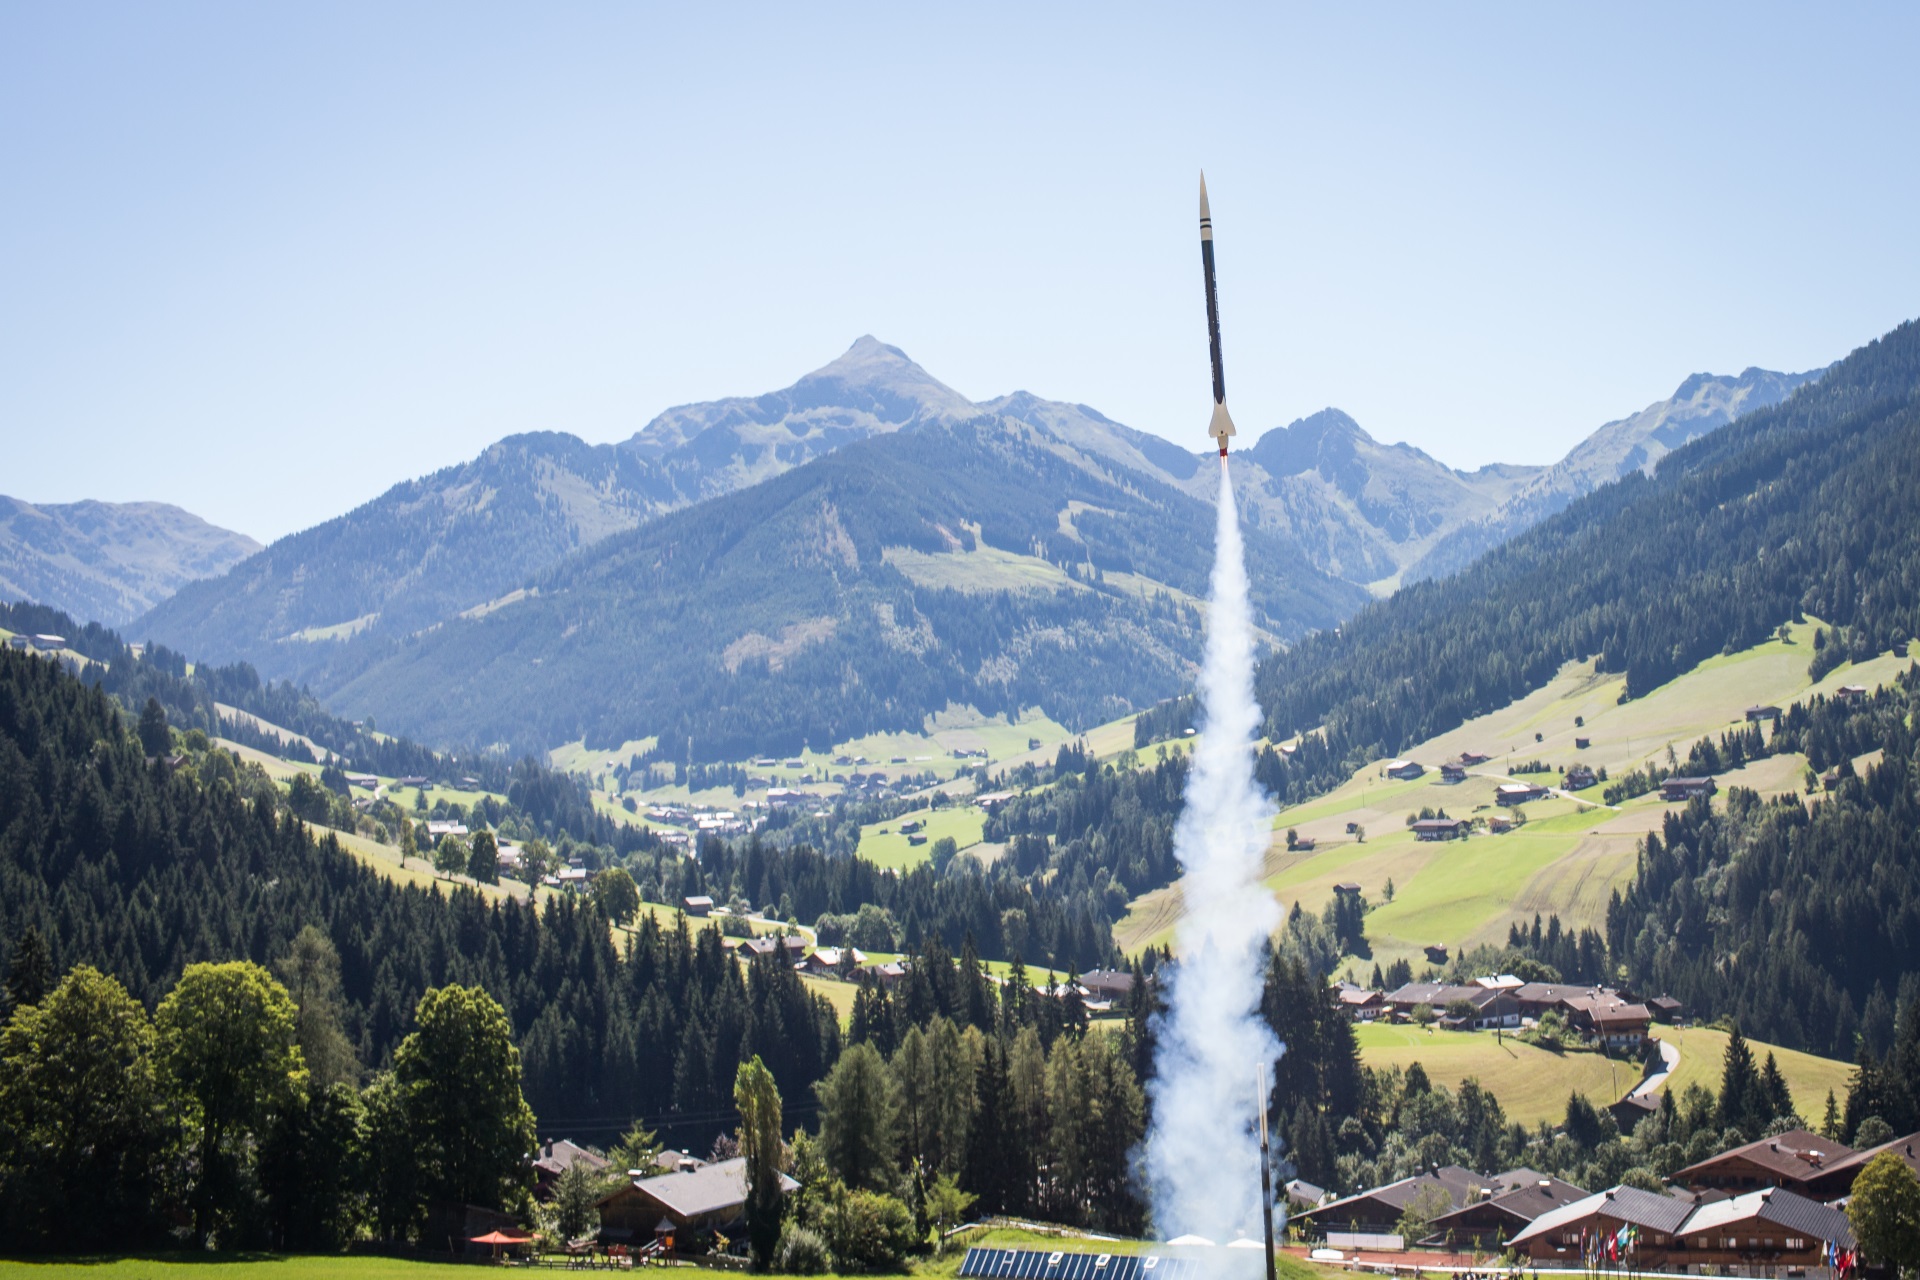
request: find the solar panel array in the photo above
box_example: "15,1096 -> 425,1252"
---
957,1247 -> 1220,1278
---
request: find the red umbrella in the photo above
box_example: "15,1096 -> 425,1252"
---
471,1229 -> 533,1260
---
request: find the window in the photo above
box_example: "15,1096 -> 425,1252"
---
1787,1238 -> 1806,1250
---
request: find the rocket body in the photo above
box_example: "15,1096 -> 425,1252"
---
1200,173 -> 1237,457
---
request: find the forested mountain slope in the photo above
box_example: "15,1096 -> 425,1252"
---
318,416 -> 1365,758
1407,366 -> 1820,582
0,644 -> 839,1125
1251,317 -> 1920,803
0,494 -> 258,627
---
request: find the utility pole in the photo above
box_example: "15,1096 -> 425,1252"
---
1257,1061 -> 1277,1280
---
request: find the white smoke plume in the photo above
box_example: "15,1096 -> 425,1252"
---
1145,460 -> 1282,1243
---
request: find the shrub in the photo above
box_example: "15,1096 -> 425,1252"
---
820,1187 -> 920,1273
775,1224 -> 831,1275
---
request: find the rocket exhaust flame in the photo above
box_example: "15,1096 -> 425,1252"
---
1144,458 -> 1282,1244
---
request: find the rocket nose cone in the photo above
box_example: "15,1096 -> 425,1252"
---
1199,172 -> 1210,220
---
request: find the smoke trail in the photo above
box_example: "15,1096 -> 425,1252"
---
1145,460 -> 1282,1243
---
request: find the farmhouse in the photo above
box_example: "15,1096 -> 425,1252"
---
802,947 -> 866,976
730,935 -> 809,964
682,895 -> 714,917
425,820 -> 468,839
1411,817 -> 1468,841
1661,776 -> 1718,802
1744,704 -> 1783,723
1496,782 -> 1547,806
1672,1129 -> 1854,1195
1382,982 -> 1519,1028
1487,815 -> 1514,834
1562,996 -> 1651,1048
1334,984 -> 1386,1020
1648,995 -> 1684,1022
596,1156 -> 799,1244
1077,969 -> 1135,1002
1832,684 -> 1869,703
1439,762 -> 1468,783
1459,750 -> 1491,765
1563,765 -> 1597,790
1385,760 -> 1424,780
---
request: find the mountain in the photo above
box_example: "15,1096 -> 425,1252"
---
135,433 -> 664,673
311,415 -> 1365,756
1405,366 -> 1822,582
1251,318 -> 1920,807
0,495 -> 258,628
1214,410 -> 1544,589
134,336 -> 1821,756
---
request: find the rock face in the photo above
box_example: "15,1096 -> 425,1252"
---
1405,367 -> 1823,583
0,496 -> 259,627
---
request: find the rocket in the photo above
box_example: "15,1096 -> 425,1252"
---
1199,172 -> 1237,458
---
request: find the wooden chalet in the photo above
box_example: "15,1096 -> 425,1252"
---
1411,817 -> 1468,842
1422,1176 -> 1588,1249
1506,1186 -> 1696,1264
1803,1129 -> 1920,1200
1496,782 -> 1547,806
597,1156 -> 799,1245
1661,776 -> 1718,802
1668,1188 -> 1854,1271
1563,765 -> 1597,790
1439,762 -> 1468,784
1509,1185 -> 1854,1271
1385,759 -> 1425,780
1296,1166 -> 1485,1237
533,1138 -> 611,1201
1671,1129 -> 1853,1195
1744,704 -> 1784,723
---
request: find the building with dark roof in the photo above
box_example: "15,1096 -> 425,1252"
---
1672,1129 -> 1854,1195
1803,1129 -> 1920,1200
1509,1185 -> 1854,1269
1661,776 -> 1718,802
1411,818 -> 1468,841
1296,1166 -> 1489,1236
596,1156 -> 799,1243
1422,1176 -> 1588,1249
1507,1186 -> 1697,1261
532,1138 -> 611,1200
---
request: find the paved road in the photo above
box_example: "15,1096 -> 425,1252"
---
1631,1037 -> 1681,1099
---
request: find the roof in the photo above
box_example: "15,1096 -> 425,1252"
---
1809,1130 -> 1920,1189
1429,1177 -> 1588,1229
1078,969 -> 1134,994
1411,818 -> 1466,832
1664,776 -> 1716,788
1678,1188 -> 1854,1246
1385,982 -> 1487,1007
1673,1129 -> 1854,1185
533,1139 -> 610,1178
1338,987 -> 1384,1005
1508,1186 -> 1696,1247
1301,1166 -> 1485,1222
599,1156 -> 799,1219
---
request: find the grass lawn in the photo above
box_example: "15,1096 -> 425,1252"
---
0,1258 -> 474,1280
0,1235 -> 1335,1280
1650,1024 -> 1855,1113
858,805 -> 986,870
1354,1022 -> 1636,1127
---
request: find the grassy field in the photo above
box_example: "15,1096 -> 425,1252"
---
1354,1022 -> 1637,1127
857,805 -> 987,870
0,1259 -> 474,1280
0,1235 -> 1334,1280
1116,619 -> 1906,969
1650,1024 -> 1855,1112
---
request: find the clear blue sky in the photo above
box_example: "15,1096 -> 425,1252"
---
5,3 -> 1916,542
